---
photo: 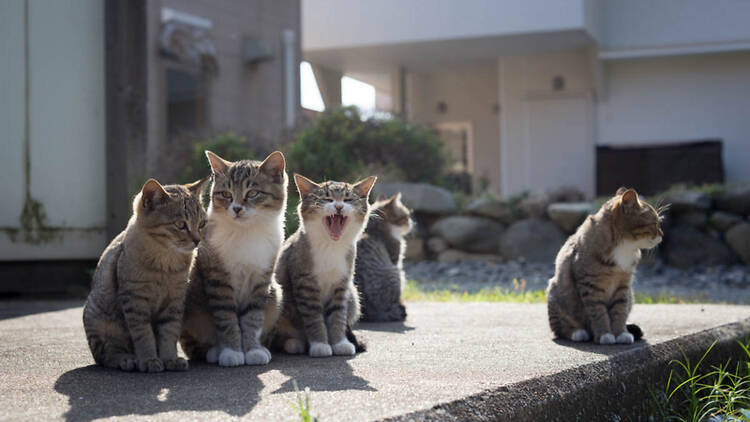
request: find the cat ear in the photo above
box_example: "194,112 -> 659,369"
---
141,178 -> 168,210
353,176 -> 377,198
389,192 -> 402,203
205,150 -> 231,175
615,187 -> 628,196
294,174 -> 319,197
260,151 -> 285,181
184,175 -> 210,196
621,188 -> 640,207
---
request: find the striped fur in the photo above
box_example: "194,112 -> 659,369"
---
547,188 -> 664,344
180,151 -> 286,367
82,177 -> 208,372
273,174 -> 376,357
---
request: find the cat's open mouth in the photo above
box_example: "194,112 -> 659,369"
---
324,213 -> 347,240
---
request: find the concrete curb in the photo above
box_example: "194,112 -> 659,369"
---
383,318 -> 750,422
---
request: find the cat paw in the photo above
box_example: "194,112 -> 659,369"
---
332,339 -> 356,356
163,357 -> 189,371
284,338 -> 305,354
598,333 -> 616,345
309,342 -> 332,358
137,357 -> 164,373
206,346 -> 219,363
616,332 -> 635,344
218,348 -> 244,367
118,356 -> 136,372
244,347 -> 272,365
570,329 -> 591,342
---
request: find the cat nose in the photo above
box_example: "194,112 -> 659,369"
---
232,205 -> 242,215
192,238 -> 200,246
335,204 -> 343,212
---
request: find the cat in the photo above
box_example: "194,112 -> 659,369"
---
179,150 -> 287,367
273,174 -> 377,357
83,177 -> 208,372
547,188 -> 663,344
354,193 -> 412,322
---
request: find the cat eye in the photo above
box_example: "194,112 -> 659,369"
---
324,198 -> 334,203
199,220 -> 206,229
246,190 -> 260,199
219,191 -> 232,199
175,221 -> 187,230
343,197 -> 353,203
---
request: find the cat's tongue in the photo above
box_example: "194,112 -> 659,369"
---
325,214 -> 347,240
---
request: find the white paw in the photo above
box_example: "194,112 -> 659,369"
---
598,333 -> 616,345
308,341 -> 332,358
570,329 -> 590,342
218,348 -> 244,367
331,339 -> 356,356
284,338 -> 305,354
616,332 -> 635,344
244,347 -> 272,365
206,346 -> 219,363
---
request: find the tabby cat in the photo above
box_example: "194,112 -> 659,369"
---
354,193 -> 412,322
273,174 -> 377,357
83,177 -> 208,372
547,188 -> 663,344
180,151 -> 286,367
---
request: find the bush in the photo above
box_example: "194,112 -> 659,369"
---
181,133 -> 254,183
286,107 -> 449,185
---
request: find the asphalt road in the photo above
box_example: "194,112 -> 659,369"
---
0,300 -> 748,421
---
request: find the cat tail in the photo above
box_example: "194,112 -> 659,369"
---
346,326 -> 367,353
626,324 -> 644,341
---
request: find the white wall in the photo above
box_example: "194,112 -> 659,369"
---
0,0 -> 106,260
597,51 -> 750,184
303,0 -> 584,51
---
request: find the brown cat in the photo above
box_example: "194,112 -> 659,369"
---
546,188 -> 664,344
83,177 -> 208,372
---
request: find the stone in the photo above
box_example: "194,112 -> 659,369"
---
714,188 -> 750,216
430,216 -> 504,253
663,225 -> 736,268
426,236 -> 448,254
404,237 -> 425,261
664,190 -> 711,214
372,182 -> 458,215
465,196 -> 521,224
709,211 -> 742,231
546,202 -> 593,233
437,249 -> 503,263
725,222 -> 750,265
518,193 -> 550,219
499,219 -> 566,262
674,212 -> 708,229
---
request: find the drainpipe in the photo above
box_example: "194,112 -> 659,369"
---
282,29 -> 296,130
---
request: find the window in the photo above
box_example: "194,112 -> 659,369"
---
300,61 -> 324,112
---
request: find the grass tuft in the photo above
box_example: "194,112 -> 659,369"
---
290,380 -> 319,422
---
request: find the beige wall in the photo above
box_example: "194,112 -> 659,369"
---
408,64 -> 501,193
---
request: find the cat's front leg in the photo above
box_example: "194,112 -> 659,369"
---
293,280 -> 331,357
118,289 -> 163,372
609,285 -> 634,344
326,284 -> 355,356
576,279 -> 615,344
238,290 -> 272,365
205,279 -> 244,366
155,302 -> 188,371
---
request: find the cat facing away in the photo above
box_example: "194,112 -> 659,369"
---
180,151 -> 286,367
273,174 -> 377,357
547,188 -> 664,344
354,193 -> 412,322
83,177 -> 208,372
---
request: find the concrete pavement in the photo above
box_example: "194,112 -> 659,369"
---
0,300 -> 748,421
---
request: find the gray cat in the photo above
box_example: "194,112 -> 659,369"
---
354,193 -> 412,322
273,174 -> 376,357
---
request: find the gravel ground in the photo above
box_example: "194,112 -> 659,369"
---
404,259 -> 750,304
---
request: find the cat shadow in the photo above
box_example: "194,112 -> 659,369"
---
54,362 -> 264,421
355,320 -> 415,334
552,338 -> 650,356
272,354 -> 376,394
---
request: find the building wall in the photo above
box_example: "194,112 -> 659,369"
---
0,0 -> 107,260
408,64 -> 501,193
597,51 -> 750,184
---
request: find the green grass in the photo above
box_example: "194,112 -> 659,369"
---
650,339 -> 750,421
290,380 -> 319,422
403,279 -> 713,305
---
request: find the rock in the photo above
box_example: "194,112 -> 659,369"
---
404,237 -> 425,261
709,211 -> 742,231
426,236 -> 448,254
499,219 -> 566,262
437,249 -> 503,263
674,212 -> 708,229
465,196 -> 521,224
373,182 -> 458,215
714,188 -> 750,215
518,193 -> 550,219
430,216 -> 504,253
546,202 -> 593,233
547,186 -> 585,203
664,190 -> 711,214
725,222 -> 750,265
663,225 -> 736,268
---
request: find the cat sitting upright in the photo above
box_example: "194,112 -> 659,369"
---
547,188 -> 664,344
354,193 -> 412,322
83,177 -> 208,372
180,150 -> 286,367
273,174 -> 377,357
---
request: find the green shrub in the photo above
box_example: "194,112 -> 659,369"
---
181,133 -> 254,183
